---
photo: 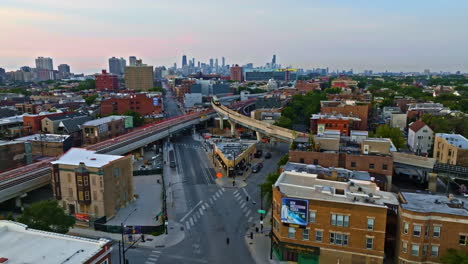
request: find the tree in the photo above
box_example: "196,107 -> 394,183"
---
374,124 -> 405,149
276,91 -> 326,129
72,79 -> 95,92
324,87 -> 342,94
440,248 -> 468,264
84,94 -> 98,106
17,200 -> 75,234
124,109 -> 144,127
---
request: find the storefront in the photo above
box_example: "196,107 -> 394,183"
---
272,233 -> 320,264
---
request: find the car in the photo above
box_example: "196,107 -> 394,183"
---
265,152 -> 272,159
254,149 -> 263,158
258,163 -> 264,168
251,165 -> 260,173
139,165 -> 146,170
170,161 -> 176,168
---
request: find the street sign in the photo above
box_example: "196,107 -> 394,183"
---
165,221 -> 168,226
257,209 -> 266,214
260,221 -> 264,225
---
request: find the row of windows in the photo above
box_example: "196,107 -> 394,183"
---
283,225 -> 375,250
350,162 -> 388,170
402,242 -> 439,257
403,222 -> 440,238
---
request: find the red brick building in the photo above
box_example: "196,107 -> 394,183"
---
310,114 -> 361,136
295,80 -> 321,93
321,101 -> 370,130
95,70 -> 119,90
100,93 -> 162,116
230,64 -> 243,82
22,112 -> 65,134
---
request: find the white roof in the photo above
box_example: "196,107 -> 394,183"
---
436,133 -> 468,149
82,115 -> 126,127
0,221 -> 110,264
51,148 -> 124,167
15,134 -> 70,143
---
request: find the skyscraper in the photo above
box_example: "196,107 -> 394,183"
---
230,64 -> 243,82
222,57 -> 225,68
119,58 -> 126,74
129,56 -> 137,66
182,55 -> 187,68
58,64 -> 71,73
35,57 -> 53,70
209,58 -> 214,68
272,54 -> 276,66
125,60 -> 154,91
109,57 -> 125,75
215,58 -> 219,69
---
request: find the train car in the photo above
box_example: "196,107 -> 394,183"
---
212,96 -> 221,106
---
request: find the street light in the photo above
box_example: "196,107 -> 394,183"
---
121,208 -> 138,264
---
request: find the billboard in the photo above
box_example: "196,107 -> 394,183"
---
124,116 -> 134,128
281,198 -> 308,225
317,124 -> 325,135
153,97 -> 159,106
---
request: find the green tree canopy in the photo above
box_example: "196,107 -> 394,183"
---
84,94 -> 98,106
275,91 -> 326,129
374,124 -> 405,149
72,79 -> 95,92
124,109 -> 144,127
422,114 -> 468,138
440,248 -> 468,264
17,200 -> 75,234
324,87 -> 342,94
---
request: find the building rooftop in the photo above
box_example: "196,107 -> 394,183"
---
0,140 -> 23,147
436,133 -> 468,149
310,113 -> 361,121
14,134 -> 70,143
46,112 -> 86,121
51,148 -> 124,167
408,120 -> 430,133
215,140 -> 256,160
0,115 -> 24,126
274,170 -> 398,207
400,192 -> 468,216
383,106 -> 402,113
82,115 -> 126,127
0,221 -> 110,264
350,130 -> 369,136
283,162 -> 371,181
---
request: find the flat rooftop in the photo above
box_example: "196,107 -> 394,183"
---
436,133 -> 468,149
274,170 -> 398,207
400,192 -> 468,216
0,221 -> 110,264
283,162 -> 371,181
82,115 -> 127,127
51,148 -> 124,167
15,133 -> 70,143
215,140 -> 256,160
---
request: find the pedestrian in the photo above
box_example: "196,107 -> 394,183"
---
226,237 -> 230,245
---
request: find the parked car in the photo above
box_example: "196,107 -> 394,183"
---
258,163 -> 264,168
254,149 -> 263,158
252,164 -> 261,173
265,152 -> 272,159
170,161 -> 176,168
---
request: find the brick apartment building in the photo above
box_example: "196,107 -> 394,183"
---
15,102 -> 46,115
22,112 -> 65,134
396,192 -> 468,264
230,64 -> 243,82
320,101 -> 370,131
95,69 -> 118,90
295,80 -> 321,93
14,134 -> 72,156
271,170 -> 399,263
51,148 -> 133,220
310,114 -> 361,136
175,80 -> 195,99
100,93 -> 162,117
433,133 -> 468,167
82,115 -> 131,145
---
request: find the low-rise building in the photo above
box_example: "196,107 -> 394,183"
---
271,170 -> 398,263
82,115 -> 131,145
42,112 -> 92,147
320,101 -> 370,131
14,134 -> 72,156
51,148 -> 134,220
0,140 -> 28,172
95,69 -> 119,90
213,140 -> 257,177
407,120 -> 434,155
310,114 -> 361,136
22,112 -> 65,134
100,93 -> 162,117
396,192 -> 468,264
433,133 -> 468,167
0,220 -> 112,264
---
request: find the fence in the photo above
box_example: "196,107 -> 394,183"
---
93,216 -> 165,234
133,168 -> 163,176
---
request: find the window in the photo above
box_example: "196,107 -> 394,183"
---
331,214 -> 349,227
92,177 -> 96,186
299,158 -> 304,163
83,176 -> 89,186
425,225 -> 429,236
330,232 -> 348,246
77,175 -> 83,186
459,235 -> 467,245
303,229 -> 309,240
369,163 -> 375,169
78,191 -> 84,200
404,222 -> 409,234
68,173 -> 72,183
114,167 -> 120,177
351,161 -> 356,168
382,164 -> 388,170
313,159 -> 318,165
422,244 -> 428,256
431,245 -> 439,257
288,227 -> 296,239
335,189 -> 345,195
85,191 -> 90,200
433,226 -> 440,238
309,211 -> 316,223
367,218 -> 374,230
402,241 -> 407,253
366,237 -> 374,249
315,230 -> 323,242
413,225 -> 421,237
93,191 -> 97,200
411,244 -> 419,256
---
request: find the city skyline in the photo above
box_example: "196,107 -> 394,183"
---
1,0 -> 468,73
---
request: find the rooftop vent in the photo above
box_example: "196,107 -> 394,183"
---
90,158 -> 96,161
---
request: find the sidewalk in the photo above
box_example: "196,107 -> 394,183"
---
244,209 -> 281,264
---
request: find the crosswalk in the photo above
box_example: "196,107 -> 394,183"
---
184,188 -> 226,231
145,250 -> 161,264
233,189 -> 254,223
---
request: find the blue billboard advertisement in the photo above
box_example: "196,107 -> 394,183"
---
281,198 -> 308,226
153,97 -> 159,106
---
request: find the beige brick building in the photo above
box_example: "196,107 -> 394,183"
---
124,64 -> 154,91
396,192 -> 468,264
433,133 -> 468,167
51,148 -> 133,221
271,170 -> 399,263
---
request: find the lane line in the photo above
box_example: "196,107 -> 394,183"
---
199,208 -> 204,215
248,216 -> 253,222
235,195 -> 241,201
152,250 -> 161,254
234,193 -> 240,198
202,205 -> 206,210
180,200 -> 203,222
189,217 -> 194,226
186,221 -> 191,230
246,209 -> 251,217
242,188 -> 249,197
241,203 -> 246,209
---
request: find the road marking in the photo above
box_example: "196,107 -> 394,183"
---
148,257 -> 158,261
204,202 -> 209,208
234,193 -> 240,198
215,192 -> 220,199
246,209 -> 251,217
241,202 -> 246,209
242,188 -> 249,198
248,216 -> 253,222
209,200 -> 214,205
199,208 -> 204,215
240,200 -> 246,207
235,195 -> 241,201
212,195 -> 217,201
234,190 -> 238,194
217,190 -> 222,196
190,217 -> 194,226
145,261 -> 156,264
180,200 -> 203,222
242,206 -> 248,213
152,250 -> 161,254
221,188 -> 225,192
194,212 -> 199,220
209,197 -> 213,204
202,204 -> 206,210
164,255 -> 208,263
186,221 -> 191,230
